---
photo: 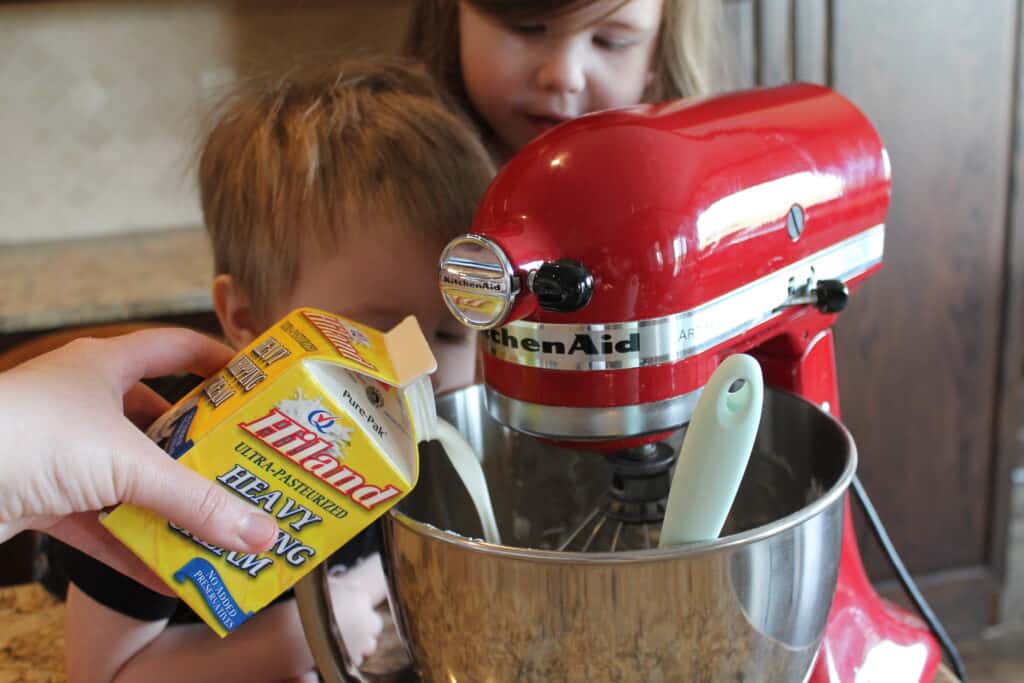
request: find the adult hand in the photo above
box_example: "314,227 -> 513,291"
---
0,328 -> 278,593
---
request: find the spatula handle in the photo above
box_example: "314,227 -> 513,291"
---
659,354 -> 764,547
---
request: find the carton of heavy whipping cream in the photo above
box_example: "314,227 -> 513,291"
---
102,307 -> 436,636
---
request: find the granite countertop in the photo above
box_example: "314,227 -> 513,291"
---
0,580 -> 963,682
0,581 -> 405,682
0,229 -> 213,335
0,583 -> 65,681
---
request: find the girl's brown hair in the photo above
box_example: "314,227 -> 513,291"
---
198,57 -> 495,322
403,0 -> 722,136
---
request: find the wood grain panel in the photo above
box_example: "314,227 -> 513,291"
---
992,0 -> 1024,589
987,0 -> 1024,610
830,0 -> 1017,584
877,566 -> 1000,638
793,0 -> 828,84
721,0 -> 757,89
756,0 -> 793,85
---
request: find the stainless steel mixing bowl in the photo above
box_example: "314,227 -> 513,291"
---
297,384 -> 855,682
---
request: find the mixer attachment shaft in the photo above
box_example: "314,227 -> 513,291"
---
556,441 -> 677,552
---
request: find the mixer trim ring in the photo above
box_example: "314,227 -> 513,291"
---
486,383 -> 702,440
483,224 -> 885,371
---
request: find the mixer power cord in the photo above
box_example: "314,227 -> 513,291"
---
851,475 -> 968,682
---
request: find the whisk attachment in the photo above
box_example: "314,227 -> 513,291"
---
556,441 -> 677,552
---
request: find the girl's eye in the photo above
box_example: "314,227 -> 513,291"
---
508,22 -> 546,36
594,34 -> 636,51
435,328 -> 470,344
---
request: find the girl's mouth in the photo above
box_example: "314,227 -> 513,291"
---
525,114 -> 568,133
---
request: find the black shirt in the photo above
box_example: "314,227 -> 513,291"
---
39,524 -> 380,622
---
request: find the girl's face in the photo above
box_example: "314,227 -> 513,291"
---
458,0 -> 663,159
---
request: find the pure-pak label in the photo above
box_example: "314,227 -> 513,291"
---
102,308 -> 435,637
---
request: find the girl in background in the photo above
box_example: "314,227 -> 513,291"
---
404,0 -> 723,164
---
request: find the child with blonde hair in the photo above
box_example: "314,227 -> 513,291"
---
54,57 -> 495,683
404,0 -> 722,164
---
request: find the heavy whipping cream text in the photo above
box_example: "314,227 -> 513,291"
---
101,308 -> 434,637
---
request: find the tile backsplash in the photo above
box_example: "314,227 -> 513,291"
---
0,1 -> 410,245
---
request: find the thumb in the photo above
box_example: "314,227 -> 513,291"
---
118,427 -> 278,553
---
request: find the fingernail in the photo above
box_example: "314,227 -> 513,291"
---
238,513 -> 278,549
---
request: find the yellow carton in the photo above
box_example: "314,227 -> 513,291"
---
102,307 -> 436,636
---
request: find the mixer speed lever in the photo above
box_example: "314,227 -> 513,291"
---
780,278 -> 849,314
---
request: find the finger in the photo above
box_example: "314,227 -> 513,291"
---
123,382 -> 171,430
102,328 -> 235,392
47,513 -> 177,596
116,428 -> 278,553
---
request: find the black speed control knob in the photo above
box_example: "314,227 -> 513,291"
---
814,279 -> 849,314
531,259 -> 594,313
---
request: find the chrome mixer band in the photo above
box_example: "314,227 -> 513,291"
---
484,383 -> 702,440
483,223 -> 884,371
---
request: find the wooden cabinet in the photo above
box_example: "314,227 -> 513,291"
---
721,0 -> 1024,636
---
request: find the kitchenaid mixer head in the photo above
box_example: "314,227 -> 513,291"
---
439,83 -> 890,452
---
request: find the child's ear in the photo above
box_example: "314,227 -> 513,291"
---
212,274 -> 258,349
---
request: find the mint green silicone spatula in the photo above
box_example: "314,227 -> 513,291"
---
659,353 -> 764,547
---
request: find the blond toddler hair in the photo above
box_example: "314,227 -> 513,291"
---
198,58 -> 496,323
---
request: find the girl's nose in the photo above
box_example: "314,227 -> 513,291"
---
534,44 -> 586,95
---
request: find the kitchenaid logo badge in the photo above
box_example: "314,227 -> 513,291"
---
488,327 -> 640,356
441,273 -> 504,292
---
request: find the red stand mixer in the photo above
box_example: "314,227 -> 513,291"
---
437,83 -> 946,682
